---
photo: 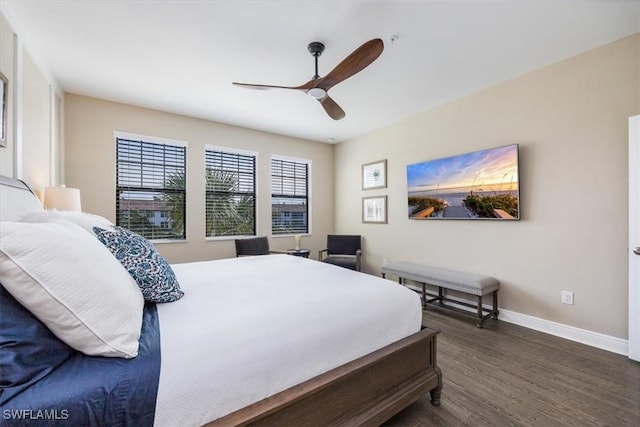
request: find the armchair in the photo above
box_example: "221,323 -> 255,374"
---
319,235 -> 362,272
235,236 -> 277,257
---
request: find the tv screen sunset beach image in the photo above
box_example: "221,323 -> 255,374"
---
406,144 -> 520,220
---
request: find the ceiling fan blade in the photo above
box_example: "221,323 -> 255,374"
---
232,82 -> 303,91
315,38 -> 384,91
319,96 -> 346,120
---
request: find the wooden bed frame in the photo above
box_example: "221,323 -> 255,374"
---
0,175 -> 443,426
208,326 -> 442,426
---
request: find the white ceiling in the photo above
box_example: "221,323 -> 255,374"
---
2,1 -> 639,143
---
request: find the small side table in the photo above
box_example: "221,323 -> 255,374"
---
285,248 -> 310,258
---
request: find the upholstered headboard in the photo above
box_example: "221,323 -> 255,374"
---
0,175 -> 44,221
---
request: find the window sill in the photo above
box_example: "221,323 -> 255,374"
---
150,239 -> 188,244
206,235 -> 252,242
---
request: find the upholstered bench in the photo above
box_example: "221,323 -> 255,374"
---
381,261 -> 500,328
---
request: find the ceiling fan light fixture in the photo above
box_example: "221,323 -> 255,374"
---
307,88 -> 327,100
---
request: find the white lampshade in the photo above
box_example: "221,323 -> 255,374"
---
44,185 -> 82,211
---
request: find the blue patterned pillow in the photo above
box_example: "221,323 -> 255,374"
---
93,226 -> 184,303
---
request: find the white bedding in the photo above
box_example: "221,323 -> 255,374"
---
154,254 -> 422,426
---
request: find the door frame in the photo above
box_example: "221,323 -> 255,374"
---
629,115 -> 639,361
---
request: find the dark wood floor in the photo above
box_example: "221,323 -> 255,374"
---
384,309 -> 640,427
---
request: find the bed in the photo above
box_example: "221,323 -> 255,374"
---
0,174 -> 442,426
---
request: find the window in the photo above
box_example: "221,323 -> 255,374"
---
205,147 -> 256,237
271,157 -> 310,235
116,136 -> 186,240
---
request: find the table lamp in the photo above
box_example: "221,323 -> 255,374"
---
44,185 -> 81,211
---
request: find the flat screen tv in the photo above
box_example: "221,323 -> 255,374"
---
406,144 -> 520,220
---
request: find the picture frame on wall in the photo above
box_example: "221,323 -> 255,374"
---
362,196 -> 387,224
362,159 -> 387,190
0,71 -> 7,147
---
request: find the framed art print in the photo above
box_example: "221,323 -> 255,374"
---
362,196 -> 387,224
362,159 -> 387,190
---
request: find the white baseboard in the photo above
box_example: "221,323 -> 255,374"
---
499,308 -> 628,356
404,284 -> 629,356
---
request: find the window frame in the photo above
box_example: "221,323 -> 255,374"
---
270,155 -> 312,237
205,145 -> 259,240
114,131 -> 188,242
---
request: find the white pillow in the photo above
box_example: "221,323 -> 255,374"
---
0,220 -> 144,358
19,209 -> 114,234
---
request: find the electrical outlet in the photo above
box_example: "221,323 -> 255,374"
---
561,290 -> 574,305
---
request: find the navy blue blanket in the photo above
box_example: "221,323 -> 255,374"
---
0,286 -> 161,427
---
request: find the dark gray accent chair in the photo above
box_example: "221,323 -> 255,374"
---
235,236 -> 272,257
319,235 -> 362,272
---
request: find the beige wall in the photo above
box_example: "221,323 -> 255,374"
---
64,94 -> 334,263
21,49 -> 51,197
334,34 -> 640,339
0,11 -> 63,193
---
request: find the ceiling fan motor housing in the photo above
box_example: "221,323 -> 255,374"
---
307,42 -> 325,57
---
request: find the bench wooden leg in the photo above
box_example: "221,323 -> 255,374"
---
476,295 -> 484,328
477,291 -> 499,327
422,283 -> 428,309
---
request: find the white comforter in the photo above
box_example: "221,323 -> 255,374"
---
154,255 -> 421,426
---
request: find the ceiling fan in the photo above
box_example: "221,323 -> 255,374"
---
232,38 -> 384,120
